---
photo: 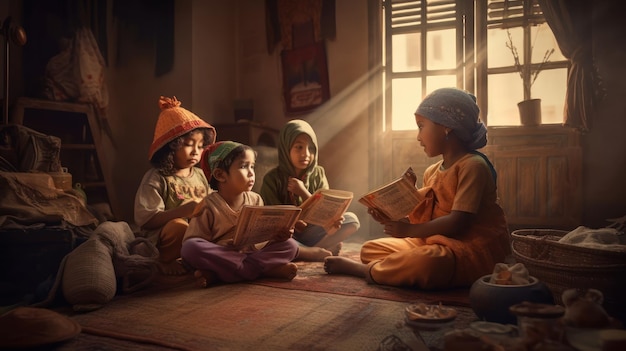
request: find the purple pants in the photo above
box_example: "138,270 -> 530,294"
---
181,238 -> 299,282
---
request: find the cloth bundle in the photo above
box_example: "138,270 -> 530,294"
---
489,262 -> 531,285
558,225 -> 626,252
44,28 -> 108,109
0,171 -> 97,228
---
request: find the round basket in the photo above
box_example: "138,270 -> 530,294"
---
510,229 -> 626,319
511,229 -> 626,267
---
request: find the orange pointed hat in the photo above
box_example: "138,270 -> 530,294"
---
148,96 -> 216,160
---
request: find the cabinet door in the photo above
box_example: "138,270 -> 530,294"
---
482,126 -> 582,230
484,146 -> 582,229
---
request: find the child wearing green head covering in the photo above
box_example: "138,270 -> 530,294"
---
325,88 -> 511,290
181,141 -> 299,288
260,119 -> 360,261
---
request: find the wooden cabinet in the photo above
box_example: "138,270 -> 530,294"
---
11,97 -> 117,219
213,122 -> 279,147
482,125 -> 582,230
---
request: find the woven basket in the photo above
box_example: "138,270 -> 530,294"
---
510,229 -> 626,314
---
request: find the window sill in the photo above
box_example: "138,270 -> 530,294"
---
485,124 -> 581,149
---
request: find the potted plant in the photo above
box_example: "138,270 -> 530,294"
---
506,29 -> 554,126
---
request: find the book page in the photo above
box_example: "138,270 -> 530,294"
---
358,168 -> 420,221
300,189 -> 353,231
233,205 -> 301,247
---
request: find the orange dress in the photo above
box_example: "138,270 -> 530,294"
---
362,153 -> 511,289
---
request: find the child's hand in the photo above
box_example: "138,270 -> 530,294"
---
272,227 -> 294,242
404,168 -> 418,187
181,200 -> 202,217
287,177 -> 307,198
331,216 -> 345,230
294,219 -> 308,233
368,208 -> 391,224
383,220 -> 412,238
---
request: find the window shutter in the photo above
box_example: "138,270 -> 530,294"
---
387,0 -> 456,32
487,0 -> 544,29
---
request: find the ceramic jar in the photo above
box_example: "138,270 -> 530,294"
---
469,274 -> 554,325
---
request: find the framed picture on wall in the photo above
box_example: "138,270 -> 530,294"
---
280,41 -> 330,115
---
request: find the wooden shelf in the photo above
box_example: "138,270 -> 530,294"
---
213,122 -> 279,147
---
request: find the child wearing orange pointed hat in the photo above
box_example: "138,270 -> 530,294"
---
134,96 -> 216,276
181,141 -> 299,288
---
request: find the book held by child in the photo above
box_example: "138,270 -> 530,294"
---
233,205 -> 302,247
299,189 -> 354,232
358,167 -> 421,221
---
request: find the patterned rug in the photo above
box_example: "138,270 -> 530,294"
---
249,242 -> 471,307
56,284 -> 450,351
46,242 -> 476,350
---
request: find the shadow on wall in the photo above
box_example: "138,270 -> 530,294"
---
252,145 -> 278,194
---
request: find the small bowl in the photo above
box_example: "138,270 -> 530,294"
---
405,303 -> 458,322
404,303 -> 457,330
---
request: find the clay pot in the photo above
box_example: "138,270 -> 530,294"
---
469,274 -> 554,325
518,99 -> 542,126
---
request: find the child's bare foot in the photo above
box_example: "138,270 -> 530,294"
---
295,246 -> 332,262
158,259 -> 189,276
262,263 -> 298,281
329,242 -> 343,256
193,269 -> 216,288
324,256 -> 367,278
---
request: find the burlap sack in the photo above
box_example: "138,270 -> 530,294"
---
61,239 -> 116,312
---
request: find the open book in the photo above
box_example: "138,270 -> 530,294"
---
358,167 -> 421,221
232,205 -> 302,247
299,189 -> 354,232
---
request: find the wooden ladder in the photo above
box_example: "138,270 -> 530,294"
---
11,97 -> 118,220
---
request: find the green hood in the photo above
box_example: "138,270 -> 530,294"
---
278,119 -> 319,178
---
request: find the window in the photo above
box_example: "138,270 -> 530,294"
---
382,0 -> 568,129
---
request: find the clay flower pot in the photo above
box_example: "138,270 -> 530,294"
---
469,274 -> 554,325
518,99 -> 542,126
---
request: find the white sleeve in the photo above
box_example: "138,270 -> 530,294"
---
134,168 -> 166,228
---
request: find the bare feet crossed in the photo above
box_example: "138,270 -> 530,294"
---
193,269 -> 216,288
295,246 -> 333,262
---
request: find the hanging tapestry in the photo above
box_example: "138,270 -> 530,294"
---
280,41 -> 330,115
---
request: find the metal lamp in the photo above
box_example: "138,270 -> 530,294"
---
1,16 -> 27,125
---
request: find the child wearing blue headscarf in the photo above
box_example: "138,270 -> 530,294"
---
325,88 -> 510,289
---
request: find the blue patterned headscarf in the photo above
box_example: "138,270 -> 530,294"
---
416,88 -> 497,185
415,87 -> 487,150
